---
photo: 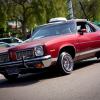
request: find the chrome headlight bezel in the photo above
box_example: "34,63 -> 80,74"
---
34,45 -> 44,57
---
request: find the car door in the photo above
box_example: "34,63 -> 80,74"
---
76,21 -> 100,60
86,22 -> 100,49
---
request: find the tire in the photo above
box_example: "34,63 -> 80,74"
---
4,74 -> 18,81
58,52 -> 74,74
96,52 -> 100,59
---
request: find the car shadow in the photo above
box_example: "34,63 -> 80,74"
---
0,58 -> 100,88
74,58 -> 100,70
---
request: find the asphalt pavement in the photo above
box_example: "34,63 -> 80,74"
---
0,58 -> 100,100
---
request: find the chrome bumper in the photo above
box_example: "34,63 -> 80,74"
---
0,55 -> 52,69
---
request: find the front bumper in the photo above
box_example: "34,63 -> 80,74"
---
0,55 -> 52,74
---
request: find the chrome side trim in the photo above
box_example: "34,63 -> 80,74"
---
76,48 -> 100,57
76,40 -> 100,45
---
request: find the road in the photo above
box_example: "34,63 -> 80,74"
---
0,58 -> 100,100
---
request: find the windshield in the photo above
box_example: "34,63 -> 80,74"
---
32,22 -> 76,39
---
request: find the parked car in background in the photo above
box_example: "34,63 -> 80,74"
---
0,37 -> 23,46
0,18 -> 100,81
0,42 -> 11,54
0,42 -> 11,48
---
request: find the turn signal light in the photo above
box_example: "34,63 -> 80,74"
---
34,63 -> 44,68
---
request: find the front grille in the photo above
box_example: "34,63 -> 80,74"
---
0,53 -> 9,63
16,49 -> 35,60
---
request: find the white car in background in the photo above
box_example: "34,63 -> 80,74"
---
0,42 -> 11,48
0,37 -> 23,46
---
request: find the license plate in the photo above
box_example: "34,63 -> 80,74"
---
6,67 -> 19,75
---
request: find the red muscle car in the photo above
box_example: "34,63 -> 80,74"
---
0,18 -> 100,80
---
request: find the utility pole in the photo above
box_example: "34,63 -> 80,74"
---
67,0 -> 74,19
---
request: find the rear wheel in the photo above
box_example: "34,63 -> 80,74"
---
58,52 -> 74,74
96,52 -> 100,59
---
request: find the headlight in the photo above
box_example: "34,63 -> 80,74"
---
34,46 -> 44,57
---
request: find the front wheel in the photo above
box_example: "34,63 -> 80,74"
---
58,52 -> 74,74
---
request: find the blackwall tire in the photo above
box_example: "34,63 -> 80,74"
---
58,52 -> 74,74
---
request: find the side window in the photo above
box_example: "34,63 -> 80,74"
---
77,26 -> 81,31
77,22 -> 96,33
77,22 -> 86,32
85,23 -> 96,32
85,24 -> 92,32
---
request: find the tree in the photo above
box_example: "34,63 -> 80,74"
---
11,0 -> 67,37
31,0 -> 67,24
72,0 -> 100,21
10,0 -> 34,36
0,0 -> 7,32
86,0 -> 100,21
44,0 -> 67,22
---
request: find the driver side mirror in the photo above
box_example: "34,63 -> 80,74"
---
78,29 -> 87,35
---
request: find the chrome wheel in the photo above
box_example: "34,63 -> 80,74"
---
59,52 -> 74,74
